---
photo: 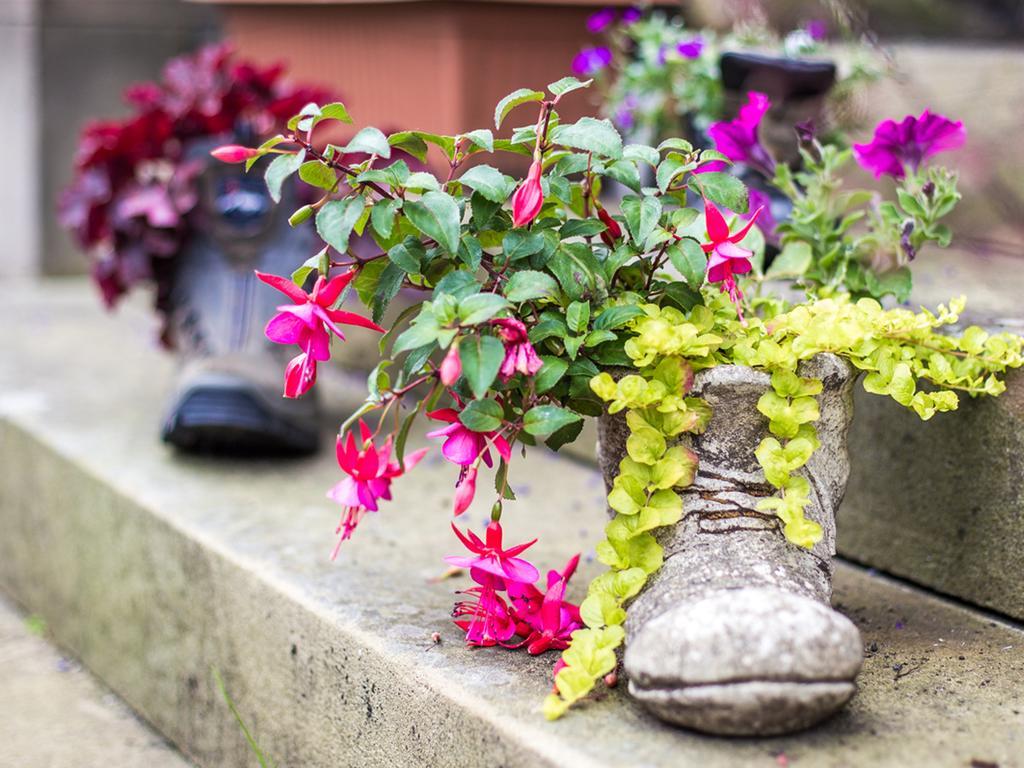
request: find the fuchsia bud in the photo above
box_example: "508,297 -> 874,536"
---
210,144 -> 262,164
440,342 -> 462,386
597,206 -> 622,248
453,466 -> 478,516
511,160 -> 544,228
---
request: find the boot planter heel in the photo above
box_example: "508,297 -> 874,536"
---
597,353 -> 863,735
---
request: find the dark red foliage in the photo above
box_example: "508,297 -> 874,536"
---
58,42 -> 333,336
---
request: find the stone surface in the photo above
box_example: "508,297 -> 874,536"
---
597,356 -> 863,734
0,593 -> 192,767
1,280 -> 1024,766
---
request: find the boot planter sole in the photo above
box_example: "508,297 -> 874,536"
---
597,354 -> 863,735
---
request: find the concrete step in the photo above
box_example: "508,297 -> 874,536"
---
1,279 -> 1023,767
0,593 -> 193,767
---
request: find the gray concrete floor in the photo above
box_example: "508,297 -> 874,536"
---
0,593 -> 192,768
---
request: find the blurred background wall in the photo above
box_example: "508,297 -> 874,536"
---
0,0 -> 219,279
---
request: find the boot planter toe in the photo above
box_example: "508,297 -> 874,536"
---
597,354 -> 862,735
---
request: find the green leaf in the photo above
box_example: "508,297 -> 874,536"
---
458,293 -> 509,325
560,219 -> 607,239
504,270 -> 560,302
357,160 -> 410,187
462,129 -> 494,153
316,197 -> 366,254
593,305 -> 644,330
459,398 -> 505,432
551,117 -> 623,159
353,258 -> 388,307
388,131 -> 430,163
693,172 -> 749,213
460,334 -> 505,398
291,247 -> 328,286
392,311 -> 440,354
403,191 -> 461,255
766,241 -> 813,279
298,160 -> 338,190
534,356 -> 569,393
404,172 -> 441,191
344,126 -> 391,158
658,138 -> 694,154
522,405 -> 582,437
494,88 -> 545,129
457,165 -> 514,203
458,235 -> 483,271
623,144 -> 660,167
547,76 -> 592,97
265,150 -> 306,203
667,239 -> 706,288
502,230 -> 546,261
566,301 -> 590,333
371,198 -> 402,239
372,262 -> 406,323
656,154 -> 691,193
621,195 -> 662,249
387,237 -> 426,274
318,101 -> 352,125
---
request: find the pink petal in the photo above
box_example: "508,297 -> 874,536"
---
704,200 -> 730,243
316,270 -> 358,306
265,311 -> 307,345
255,270 -> 309,304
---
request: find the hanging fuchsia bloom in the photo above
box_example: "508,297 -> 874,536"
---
490,318 -> 543,379
452,466 -> 478,517
597,206 -> 623,248
283,351 -> 317,398
446,521 -> 540,587
326,420 -> 428,556
452,586 -> 518,647
511,159 -> 544,228
426,404 -> 512,467
702,200 -> 763,317
586,8 -> 616,33
853,110 -> 966,180
571,46 -> 613,77
707,91 -> 775,175
439,342 -> 462,386
210,145 -> 261,164
257,270 -> 384,397
508,554 -> 583,655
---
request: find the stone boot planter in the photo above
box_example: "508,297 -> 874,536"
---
596,354 -> 863,735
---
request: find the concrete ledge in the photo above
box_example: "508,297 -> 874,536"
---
2,280 -> 1024,767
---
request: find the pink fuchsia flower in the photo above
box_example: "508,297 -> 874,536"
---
210,144 -> 261,164
702,199 -> 763,317
452,466 -> 478,517
586,8 -> 616,33
511,159 -> 544,228
490,318 -> 543,380
508,554 -> 583,655
707,91 -> 775,175
446,520 -> 540,587
256,270 -> 385,397
425,405 -> 512,468
452,586 -> 518,647
572,46 -> 613,77
326,420 -> 428,556
853,110 -> 966,180
597,206 -> 623,248
439,342 -> 462,386
283,351 -> 317,398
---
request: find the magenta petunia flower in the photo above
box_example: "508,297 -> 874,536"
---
586,8 -> 616,33
572,46 -> 613,77
490,318 -> 543,380
507,554 -> 583,655
853,110 -> 966,179
621,6 -> 643,24
257,270 -> 385,397
805,19 -> 828,41
707,91 -> 775,175
426,404 -> 512,468
326,420 -> 428,556
676,36 -> 705,60
701,199 -> 763,317
452,586 -> 518,647
446,521 -> 540,587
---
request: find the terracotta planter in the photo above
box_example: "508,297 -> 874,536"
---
189,0 -> 633,172
596,354 -> 864,735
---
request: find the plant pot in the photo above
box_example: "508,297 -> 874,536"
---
596,353 -> 863,735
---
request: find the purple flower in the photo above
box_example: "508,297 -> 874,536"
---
426,405 -> 512,467
707,91 -> 775,175
805,19 -> 828,41
676,36 -> 705,59
621,7 -> 643,24
446,521 -> 540,587
572,46 -> 613,77
853,110 -> 966,179
586,8 -> 616,34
